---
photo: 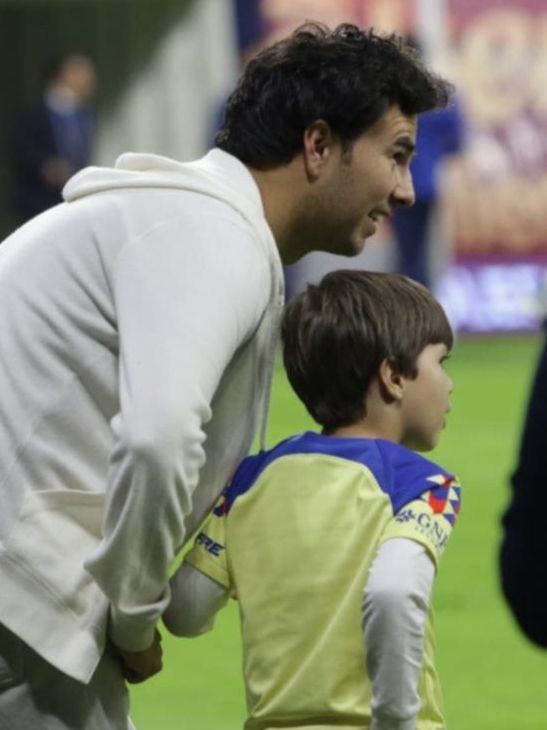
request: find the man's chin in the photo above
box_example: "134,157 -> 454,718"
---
344,235 -> 368,257
316,233 -> 369,258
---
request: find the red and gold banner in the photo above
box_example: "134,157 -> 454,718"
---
260,0 -> 416,37
445,0 -> 547,257
437,0 -> 547,331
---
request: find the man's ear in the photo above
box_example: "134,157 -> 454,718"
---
378,358 -> 405,402
302,120 -> 335,181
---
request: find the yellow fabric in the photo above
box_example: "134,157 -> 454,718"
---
380,498 -> 452,566
185,452 -> 453,730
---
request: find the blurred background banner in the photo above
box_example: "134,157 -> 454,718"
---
438,0 -> 547,332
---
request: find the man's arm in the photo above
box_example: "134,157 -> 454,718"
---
84,214 -> 269,656
363,537 -> 435,730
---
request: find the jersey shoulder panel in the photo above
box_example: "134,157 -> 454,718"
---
218,432 -> 386,514
374,440 -> 461,521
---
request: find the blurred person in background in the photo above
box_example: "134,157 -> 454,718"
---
500,339 -> 547,648
390,39 -> 464,289
8,52 -> 96,224
0,23 -> 451,730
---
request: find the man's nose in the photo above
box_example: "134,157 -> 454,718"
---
392,167 -> 415,208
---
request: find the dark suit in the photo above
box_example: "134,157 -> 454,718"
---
9,98 -> 94,222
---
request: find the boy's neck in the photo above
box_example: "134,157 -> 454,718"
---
329,422 -> 399,442
329,388 -> 404,443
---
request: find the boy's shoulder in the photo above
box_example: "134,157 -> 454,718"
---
219,432 -> 458,517
371,439 -> 459,514
371,439 -> 452,485
214,434 -> 306,515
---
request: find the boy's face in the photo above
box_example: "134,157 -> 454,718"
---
399,343 -> 453,452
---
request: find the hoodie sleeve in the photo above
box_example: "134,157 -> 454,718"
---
84,211 -> 270,652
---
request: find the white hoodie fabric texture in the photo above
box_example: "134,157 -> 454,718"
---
0,149 -> 284,683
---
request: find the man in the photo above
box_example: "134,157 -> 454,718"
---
0,22 -> 451,730
9,52 -> 96,223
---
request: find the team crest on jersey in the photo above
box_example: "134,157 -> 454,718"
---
421,474 -> 461,526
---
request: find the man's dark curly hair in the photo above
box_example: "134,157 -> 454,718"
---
215,22 -> 453,168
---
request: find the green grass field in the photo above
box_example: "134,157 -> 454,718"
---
131,335 -> 547,730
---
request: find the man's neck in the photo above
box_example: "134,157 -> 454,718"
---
249,162 -> 310,264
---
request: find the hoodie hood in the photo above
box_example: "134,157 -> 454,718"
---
63,150 -> 266,239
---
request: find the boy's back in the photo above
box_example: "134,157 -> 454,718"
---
185,431 -> 460,729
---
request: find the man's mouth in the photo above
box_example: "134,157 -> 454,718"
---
368,208 -> 390,225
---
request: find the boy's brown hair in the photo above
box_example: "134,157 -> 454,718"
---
281,270 -> 453,433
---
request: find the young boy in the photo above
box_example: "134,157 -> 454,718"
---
164,270 -> 460,730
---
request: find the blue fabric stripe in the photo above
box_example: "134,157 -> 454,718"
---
223,432 -> 453,514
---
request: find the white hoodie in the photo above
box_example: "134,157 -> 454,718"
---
0,149 -> 284,683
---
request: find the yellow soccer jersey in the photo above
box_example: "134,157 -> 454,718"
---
185,432 -> 461,730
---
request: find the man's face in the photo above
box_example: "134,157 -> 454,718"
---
399,343 -> 453,452
302,105 -> 417,257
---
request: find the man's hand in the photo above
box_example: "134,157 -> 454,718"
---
116,629 -> 163,684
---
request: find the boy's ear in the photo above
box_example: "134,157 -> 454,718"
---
378,358 -> 405,402
302,120 -> 335,181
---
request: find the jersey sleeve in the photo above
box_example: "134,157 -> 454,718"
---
184,452 -> 268,591
184,491 -> 231,589
380,472 -> 462,566
374,442 -> 462,567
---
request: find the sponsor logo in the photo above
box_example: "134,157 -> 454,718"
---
396,508 -> 416,523
195,531 -> 225,557
395,507 -> 449,554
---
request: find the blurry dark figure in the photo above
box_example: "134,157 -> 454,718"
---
500,337 -> 547,647
9,52 -> 96,223
390,99 -> 463,288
